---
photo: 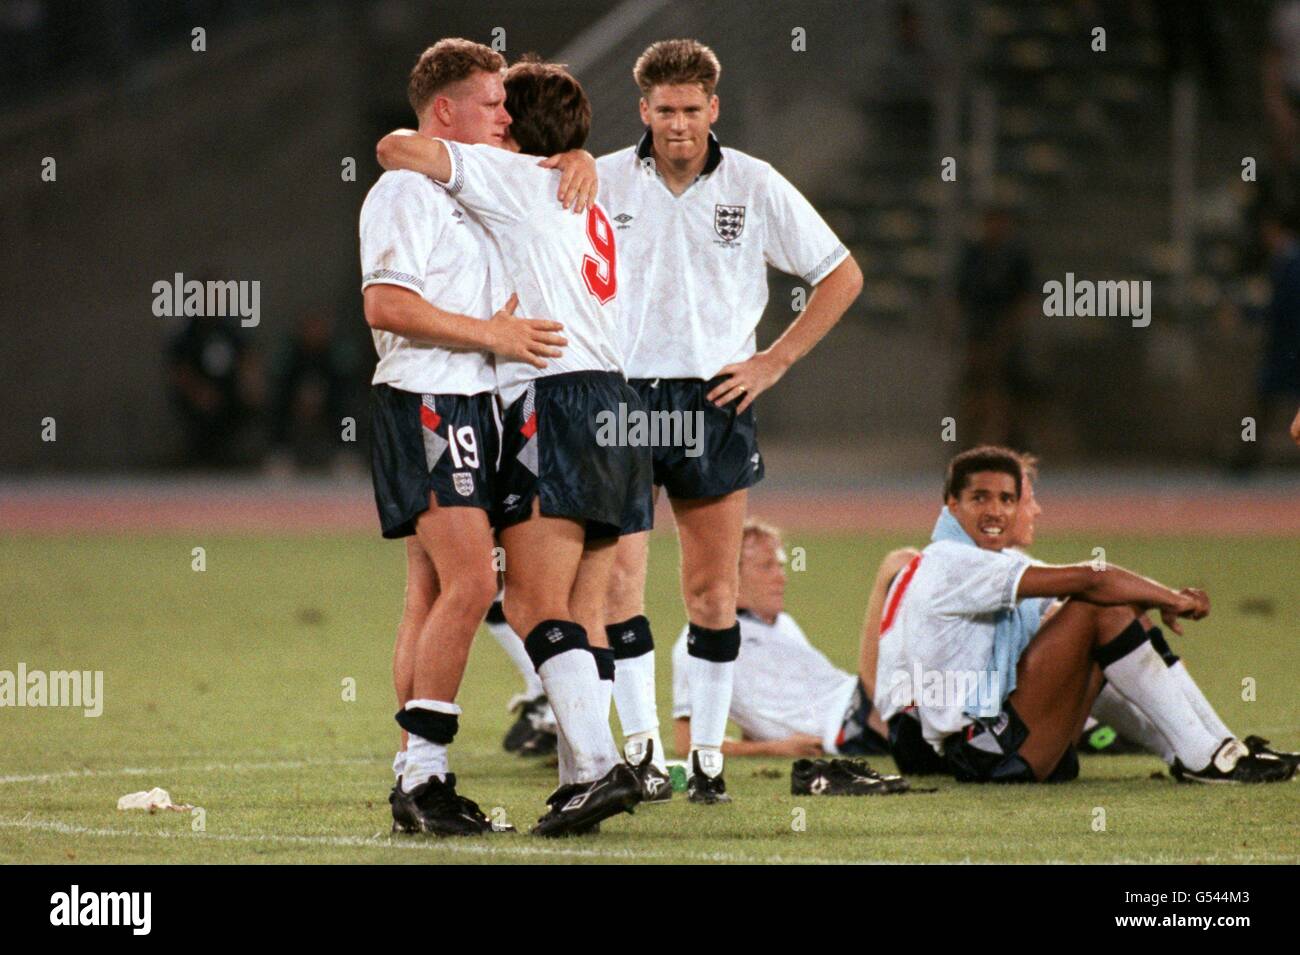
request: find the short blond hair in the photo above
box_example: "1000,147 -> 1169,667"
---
408,38 -> 505,115
633,38 -> 721,96
741,517 -> 782,553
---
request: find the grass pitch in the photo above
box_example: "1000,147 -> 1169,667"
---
1,531 -> 1296,864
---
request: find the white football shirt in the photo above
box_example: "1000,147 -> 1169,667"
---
358,170 -> 496,396
437,140 -> 623,406
597,133 -> 848,379
672,610 -> 858,752
873,539 -> 1031,751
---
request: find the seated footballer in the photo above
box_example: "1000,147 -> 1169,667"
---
872,446 -> 1295,784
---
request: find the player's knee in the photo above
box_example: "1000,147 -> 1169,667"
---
685,578 -> 738,627
438,569 -> 497,621
1095,603 -> 1139,634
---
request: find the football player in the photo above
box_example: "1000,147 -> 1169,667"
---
595,39 -> 864,803
361,38 -> 582,836
376,58 -> 653,835
873,446 -> 1295,784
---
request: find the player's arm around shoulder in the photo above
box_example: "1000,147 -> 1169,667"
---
375,131 -> 452,184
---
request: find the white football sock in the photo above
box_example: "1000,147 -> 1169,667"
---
400,698 -> 460,790
686,656 -> 734,751
1100,638 -> 1222,771
392,749 -> 406,781
538,649 -> 619,783
1092,682 -> 1175,764
1170,661 -> 1234,741
488,616 -> 544,700
613,650 -> 661,737
555,720 -> 577,786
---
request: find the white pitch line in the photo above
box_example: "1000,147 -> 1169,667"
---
1,818 -> 1295,866
0,756 -> 379,786
0,817 -> 876,865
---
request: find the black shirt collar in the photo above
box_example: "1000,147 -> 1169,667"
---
635,129 -> 723,176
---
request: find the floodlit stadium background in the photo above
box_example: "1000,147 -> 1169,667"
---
2,0 -> 1297,487
1,0 -> 1298,867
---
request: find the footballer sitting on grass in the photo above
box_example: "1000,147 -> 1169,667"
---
872,446 -> 1296,784
861,450 -> 1299,778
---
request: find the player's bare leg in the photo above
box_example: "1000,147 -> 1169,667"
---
392,501 -> 493,784
409,504 -> 496,703
391,537 -> 438,781
1007,601 -> 1118,778
390,498 -> 500,836
606,528 -> 651,622
500,503 -> 621,787
672,489 -> 747,802
1008,600 -> 1286,783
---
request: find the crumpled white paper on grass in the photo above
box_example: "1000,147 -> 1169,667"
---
116,787 -> 194,812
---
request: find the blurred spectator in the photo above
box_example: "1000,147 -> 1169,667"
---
954,207 -> 1038,447
1234,204 -> 1300,471
265,311 -> 362,474
167,314 -> 261,468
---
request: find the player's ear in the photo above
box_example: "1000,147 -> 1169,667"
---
638,97 -> 650,126
708,94 -> 719,123
432,94 -> 453,128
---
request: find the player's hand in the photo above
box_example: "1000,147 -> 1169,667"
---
485,293 -> 566,369
707,351 -> 789,414
1290,406 -> 1300,446
1159,588 -> 1209,635
767,734 -> 824,757
537,150 -> 597,213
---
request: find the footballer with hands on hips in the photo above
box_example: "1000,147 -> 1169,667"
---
593,39 -> 864,805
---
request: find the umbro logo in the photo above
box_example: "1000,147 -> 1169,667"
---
810,775 -> 830,795
613,213 -> 634,224
546,627 -> 564,644
503,494 -> 521,507
620,630 -> 635,643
